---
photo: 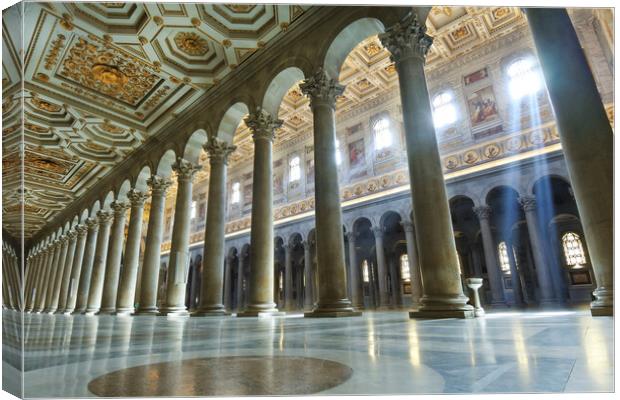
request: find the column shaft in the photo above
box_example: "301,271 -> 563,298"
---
74,219 -> 99,313
373,228 -> 390,308
524,8 -> 613,316
100,202 -> 130,313
116,190 -> 148,314
135,176 -> 170,315
401,220 -> 423,308
303,241 -> 314,310
345,234 -> 363,308
85,211 -> 114,314
380,13 -> 472,318
474,207 -> 506,306
64,225 -> 88,314
57,231 -> 78,313
284,245 -> 294,310
159,158 -> 200,316
40,242 -> 61,312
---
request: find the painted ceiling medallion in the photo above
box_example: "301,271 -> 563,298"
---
59,37 -> 160,106
31,97 -> 62,113
174,32 -> 209,56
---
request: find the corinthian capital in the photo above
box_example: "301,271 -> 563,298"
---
172,157 -> 201,181
378,12 -> 433,63
473,205 -> 492,221
244,108 -> 283,142
299,68 -> 344,109
96,210 -> 114,224
147,175 -> 172,195
85,217 -> 99,230
127,189 -> 149,207
75,224 -> 88,236
111,201 -> 130,215
203,137 -> 237,165
519,196 -> 537,212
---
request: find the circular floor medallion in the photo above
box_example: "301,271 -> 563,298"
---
88,356 -> 353,397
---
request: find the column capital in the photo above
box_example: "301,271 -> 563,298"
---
379,12 -> 433,64
75,224 -> 88,236
203,137 -> 237,166
519,196 -> 537,212
245,108 -> 283,142
301,240 -> 310,249
147,175 -> 172,195
345,231 -> 357,242
400,219 -> 415,232
473,205 -> 492,221
85,217 -> 99,230
67,229 -> 78,239
172,157 -> 201,181
127,189 -> 149,207
372,226 -> 385,238
58,234 -> 69,244
111,201 -> 130,215
96,210 -> 114,224
300,67 -> 345,109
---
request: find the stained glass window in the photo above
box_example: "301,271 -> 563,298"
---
562,232 -> 587,268
498,242 -> 511,274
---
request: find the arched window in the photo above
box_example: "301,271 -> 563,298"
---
362,260 -> 370,283
498,242 -> 511,274
400,254 -> 410,282
335,139 -> 342,166
373,117 -> 392,150
289,156 -> 301,182
432,91 -> 458,128
507,57 -> 543,100
562,232 -> 587,268
231,182 -> 240,204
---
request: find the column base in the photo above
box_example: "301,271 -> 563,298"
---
591,306 -> 613,317
304,310 -> 362,318
191,308 -> 231,317
474,307 -> 485,317
83,308 -> 99,315
157,307 -> 189,317
114,308 -> 135,316
591,287 -> 613,316
410,309 -> 474,319
411,294 -> 475,319
97,308 -> 117,315
60,310 -> 74,315
42,308 -> 57,314
132,308 -> 159,316
71,309 -> 86,315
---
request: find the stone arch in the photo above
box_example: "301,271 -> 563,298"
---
288,232 -> 303,246
89,200 -> 101,217
261,67 -> 306,117
528,173 -> 571,195
156,149 -> 177,178
379,210 -> 403,229
183,129 -> 209,164
133,165 -> 152,192
353,216 -> 374,233
79,209 -> 90,223
323,18 -> 386,80
482,183 -> 522,205
101,190 -> 115,210
216,102 -> 250,144
115,179 -> 132,201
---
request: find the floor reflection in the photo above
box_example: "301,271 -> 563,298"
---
1,309 -> 613,397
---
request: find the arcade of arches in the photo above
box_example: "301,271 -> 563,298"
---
1,3 -> 615,397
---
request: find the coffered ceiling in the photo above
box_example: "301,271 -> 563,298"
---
2,4 -> 526,240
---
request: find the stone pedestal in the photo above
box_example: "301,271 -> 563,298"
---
525,8 -> 613,317
116,190 -> 148,315
159,159 -> 200,317
194,138 -> 236,317
465,278 -> 485,317
99,201 -> 130,314
134,176 -> 171,315
237,110 -> 281,317
379,13 -> 473,319
300,69 -> 359,318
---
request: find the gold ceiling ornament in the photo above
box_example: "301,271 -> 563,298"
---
59,37 -> 160,106
169,76 -> 181,84
174,32 -> 209,56
384,63 -> 397,74
31,97 -> 62,113
44,34 -> 66,70
103,3 -> 125,8
222,39 -> 232,48
153,16 -> 164,26
24,123 -> 50,133
100,121 -> 125,134
280,22 -> 290,31
451,26 -> 470,40
138,36 -> 148,45
363,41 -> 382,57
59,13 -> 74,31
226,4 -> 254,13
143,85 -> 171,111
433,7 -> 454,17
492,7 -> 511,20
191,17 -> 201,27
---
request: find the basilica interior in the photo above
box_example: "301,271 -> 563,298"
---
1,2 -> 615,398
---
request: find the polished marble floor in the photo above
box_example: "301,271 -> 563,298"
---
2,308 -> 614,397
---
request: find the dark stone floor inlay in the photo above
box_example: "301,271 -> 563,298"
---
87,355 -> 353,397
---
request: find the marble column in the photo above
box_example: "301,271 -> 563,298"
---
524,8 -> 613,316
389,254 -> 403,307
300,69 -> 359,318
84,210 -> 114,314
33,243 -> 55,313
64,224 -> 88,314
401,220 -> 423,308
223,256 -> 232,311
519,196 -> 557,304
379,13 -> 473,318
302,241 -> 314,311
473,206 -> 506,307
25,251 -> 43,312
57,229 -> 78,313
238,109 -> 281,317
135,176 -> 171,315
345,233 -> 363,309
159,158 -> 200,316
236,257 -> 245,312
99,201 -> 130,314
44,236 -> 69,313
504,237 -> 524,306
372,227 -> 390,308
194,138 -> 236,316
283,244 -> 294,311
74,218 -> 99,313
116,190 -> 149,315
